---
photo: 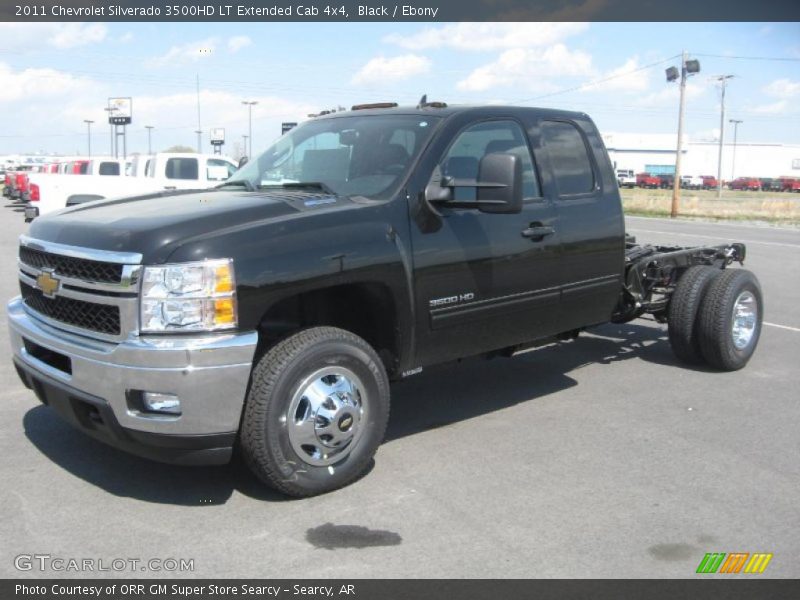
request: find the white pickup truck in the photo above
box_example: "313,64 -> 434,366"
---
25,153 -> 237,221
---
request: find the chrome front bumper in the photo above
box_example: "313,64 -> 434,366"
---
8,296 -> 257,442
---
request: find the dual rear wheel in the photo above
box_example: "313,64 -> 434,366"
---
667,266 -> 763,370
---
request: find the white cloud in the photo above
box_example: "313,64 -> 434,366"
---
148,37 -> 218,66
585,57 -> 650,93
763,78 -> 800,99
227,35 -> 252,53
118,32 -> 134,44
456,45 -> 593,92
351,54 -> 432,85
751,100 -> 788,115
0,23 -> 107,49
0,62 -> 97,103
635,80 -> 707,107
383,23 -> 588,52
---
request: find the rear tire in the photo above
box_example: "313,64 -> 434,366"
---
668,266 -> 722,365
240,327 -> 390,497
697,269 -> 763,371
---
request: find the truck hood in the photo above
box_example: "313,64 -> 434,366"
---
27,188 -> 357,263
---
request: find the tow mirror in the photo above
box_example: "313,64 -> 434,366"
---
425,153 -> 523,214
476,152 -> 523,214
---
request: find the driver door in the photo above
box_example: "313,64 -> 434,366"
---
409,117 -> 564,365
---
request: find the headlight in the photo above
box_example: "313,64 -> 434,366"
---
140,259 -> 237,333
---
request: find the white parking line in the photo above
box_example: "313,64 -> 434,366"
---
764,322 -> 800,333
627,228 -> 800,250
625,215 -> 800,233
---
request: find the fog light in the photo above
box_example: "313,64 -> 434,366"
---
142,392 -> 181,415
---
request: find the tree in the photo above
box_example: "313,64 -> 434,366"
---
163,145 -> 196,153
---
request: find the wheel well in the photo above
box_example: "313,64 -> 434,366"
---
256,283 -> 400,375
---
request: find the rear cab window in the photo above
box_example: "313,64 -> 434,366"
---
98,162 -> 120,176
165,158 -> 199,180
541,121 -> 595,196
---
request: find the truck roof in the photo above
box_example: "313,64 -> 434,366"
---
315,104 -> 592,122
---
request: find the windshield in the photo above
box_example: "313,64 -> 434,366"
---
227,114 -> 441,200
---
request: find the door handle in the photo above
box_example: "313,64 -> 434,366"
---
521,223 -> 555,241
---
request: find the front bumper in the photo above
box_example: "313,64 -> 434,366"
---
8,297 -> 258,465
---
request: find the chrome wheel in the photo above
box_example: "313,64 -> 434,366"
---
731,290 -> 757,350
285,367 -> 367,467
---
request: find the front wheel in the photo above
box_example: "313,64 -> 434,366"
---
697,269 -> 763,371
240,327 -> 390,497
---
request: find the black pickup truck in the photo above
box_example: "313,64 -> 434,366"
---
8,104 -> 763,496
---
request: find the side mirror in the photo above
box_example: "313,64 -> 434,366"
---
476,152 -> 523,214
238,156 -> 249,169
424,153 -> 523,214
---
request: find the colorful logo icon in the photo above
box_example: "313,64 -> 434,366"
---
696,552 -> 773,574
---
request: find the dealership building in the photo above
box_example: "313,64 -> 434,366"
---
602,132 -> 800,180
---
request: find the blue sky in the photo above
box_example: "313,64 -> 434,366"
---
0,21 -> 797,156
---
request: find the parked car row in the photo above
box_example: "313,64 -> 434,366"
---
617,172 -> 800,192
3,153 -> 239,221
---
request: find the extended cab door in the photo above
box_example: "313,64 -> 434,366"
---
536,117 -> 625,331
408,115 -> 564,366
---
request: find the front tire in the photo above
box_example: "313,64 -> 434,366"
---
697,269 -> 763,371
241,327 -> 390,497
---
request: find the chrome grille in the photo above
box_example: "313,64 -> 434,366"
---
18,236 -> 142,342
19,246 -> 123,283
20,282 -> 121,335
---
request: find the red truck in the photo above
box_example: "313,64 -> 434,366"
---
729,177 -> 761,191
778,177 -> 800,192
636,173 -> 661,188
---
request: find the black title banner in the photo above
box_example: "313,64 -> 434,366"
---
5,579 -> 800,599
2,0 -> 800,22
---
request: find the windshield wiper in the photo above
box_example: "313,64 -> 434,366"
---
259,182 -> 336,195
218,179 -> 255,191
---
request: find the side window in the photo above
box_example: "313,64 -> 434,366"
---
541,121 -> 594,195
206,158 -> 236,181
165,158 -> 199,180
98,162 -> 120,176
440,120 -> 540,201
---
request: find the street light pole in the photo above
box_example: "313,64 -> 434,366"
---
83,120 -> 94,157
671,50 -> 689,218
103,107 -> 116,156
145,125 -> 154,155
665,52 -> 700,218
242,100 -> 258,157
715,75 -> 734,199
729,119 -> 742,181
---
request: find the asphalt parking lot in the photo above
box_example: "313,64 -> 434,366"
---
0,204 -> 798,579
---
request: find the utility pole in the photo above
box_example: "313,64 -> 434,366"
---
729,119 -> 742,181
145,125 -> 154,155
242,100 -> 258,157
83,120 -> 94,158
715,75 -> 734,199
242,135 -> 249,159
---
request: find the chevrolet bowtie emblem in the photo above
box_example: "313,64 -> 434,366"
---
36,270 -> 60,298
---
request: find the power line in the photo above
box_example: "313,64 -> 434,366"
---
510,55 -> 681,104
694,53 -> 800,62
